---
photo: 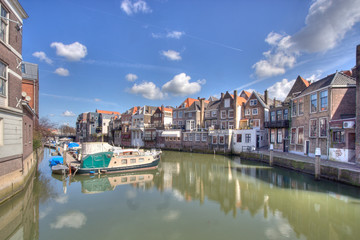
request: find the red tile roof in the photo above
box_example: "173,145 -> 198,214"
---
300,77 -> 310,87
244,91 -> 251,98
179,98 -> 199,108
96,109 -> 120,115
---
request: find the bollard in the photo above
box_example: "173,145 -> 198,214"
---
269,144 -> 274,166
315,148 -> 321,180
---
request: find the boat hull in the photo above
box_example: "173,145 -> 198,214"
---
76,158 -> 160,175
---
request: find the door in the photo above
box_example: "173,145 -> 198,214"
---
305,140 -> 310,155
256,135 -> 260,149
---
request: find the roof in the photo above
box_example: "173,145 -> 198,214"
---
208,96 -> 219,102
243,91 -> 251,98
206,100 -> 221,110
158,107 -> 173,112
285,75 -> 311,102
96,109 -> 120,115
298,72 -> 355,97
22,62 -> 38,80
178,98 -> 199,108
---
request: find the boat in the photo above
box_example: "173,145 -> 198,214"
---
51,164 -> 69,175
74,148 -> 161,175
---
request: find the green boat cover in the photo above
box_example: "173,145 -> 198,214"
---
81,152 -> 113,169
81,177 -> 113,193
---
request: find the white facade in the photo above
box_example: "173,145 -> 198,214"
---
232,129 -> 268,153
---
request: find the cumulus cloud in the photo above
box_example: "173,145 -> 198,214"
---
126,73 -> 138,82
62,110 -> 76,117
50,211 -> 87,229
32,51 -> 53,64
253,0 -> 360,78
50,42 -> 88,61
166,31 -> 185,39
267,78 -> 296,101
162,73 -> 205,96
129,81 -> 165,100
54,67 -> 69,76
161,50 -> 182,61
121,0 -> 152,15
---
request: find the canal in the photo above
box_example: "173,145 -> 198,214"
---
1,148 -> 360,240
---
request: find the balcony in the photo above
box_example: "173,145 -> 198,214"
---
264,120 -> 289,128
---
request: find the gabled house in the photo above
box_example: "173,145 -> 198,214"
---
131,105 -> 157,147
265,76 -> 310,152
290,71 -> 356,161
96,109 -> 120,135
120,106 -> 138,147
173,98 -> 199,130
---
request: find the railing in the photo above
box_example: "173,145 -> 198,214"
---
264,120 -> 289,128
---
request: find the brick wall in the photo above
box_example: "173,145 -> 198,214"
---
244,94 -> 266,130
23,107 -> 33,159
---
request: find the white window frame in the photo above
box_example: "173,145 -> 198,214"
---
188,112 -> 192,118
205,111 -> 210,118
195,133 -> 200,142
297,126 -> 304,145
298,98 -> 304,116
211,110 -> 217,117
0,61 -> 7,97
319,117 -> 328,138
188,133 -> 193,141
183,133 -> 188,141
309,118 -> 317,138
219,135 -> 225,145
310,93 -> 317,113
173,111 -> 177,118
320,90 -> 328,112
228,110 -> 234,118
228,121 -> 234,129
202,133 -> 207,142
212,135 -> 217,144
245,109 -> 250,116
0,5 -> 9,44
291,128 -> 297,144
212,120 -> 217,126
224,98 -> 230,108
250,99 -> 257,106
178,111 -> 183,118
252,108 -> 258,115
221,110 -> 226,119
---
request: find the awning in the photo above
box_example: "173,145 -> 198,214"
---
161,131 -> 181,137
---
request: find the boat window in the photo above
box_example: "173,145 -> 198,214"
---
121,177 -> 127,182
139,158 -> 144,163
139,176 -> 144,180
130,159 -> 136,164
121,159 -> 127,164
130,176 -> 136,181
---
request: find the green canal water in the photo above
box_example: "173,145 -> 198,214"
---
1,148 -> 360,240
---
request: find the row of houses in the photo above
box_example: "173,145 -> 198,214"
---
75,56 -> 359,163
0,1 -> 40,182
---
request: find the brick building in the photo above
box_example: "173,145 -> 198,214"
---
0,0 -> 28,179
290,72 -> 356,160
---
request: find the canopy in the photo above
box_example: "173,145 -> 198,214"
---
68,142 -> 80,148
161,131 -> 181,138
49,156 -> 63,167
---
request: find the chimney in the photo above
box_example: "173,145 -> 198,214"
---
161,105 -> 165,124
273,97 -> 276,107
234,90 -> 239,129
355,45 -> 360,163
200,98 -> 205,128
264,90 -> 268,105
221,92 -> 224,99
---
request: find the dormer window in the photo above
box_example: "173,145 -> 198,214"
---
250,99 -> 257,106
224,99 -> 230,108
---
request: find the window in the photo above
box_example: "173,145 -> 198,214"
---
188,112 -> 192,118
219,135 -> 224,144
205,111 -> 210,118
310,119 -> 317,137
298,127 -> 304,144
298,98 -> 304,115
173,111 -> 177,118
245,109 -> 251,115
221,110 -> 226,119
311,93 -> 317,113
211,111 -> 217,117
221,121 -> 227,129
228,121 -> 234,129
237,134 -> 242,143
183,133 -> 188,141
179,111 -> 183,118
292,99 -> 297,116
245,134 -> 251,143
320,90 -> 328,111
283,109 -> 288,120
0,61 -> 6,96
188,133 -> 193,141
333,131 -> 345,143
250,99 -> 257,106
270,111 -> 276,122
202,133 -> 207,142
121,159 -> 127,164
277,130 -> 282,143
139,158 -> 144,163
1,6 -> 8,42
178,120 -> 182,126
195,133 -> 200,141
251,119 -> 260,128
252,108 -> 258,115
319,118 -> 327,137
276,110 -> 282,121
228,110 -> 234,118
224,99 -> 230,108
270,129 -> 275,143
212,120 -> 217,126
291,128 -> 296,144
212,136 -> 217,144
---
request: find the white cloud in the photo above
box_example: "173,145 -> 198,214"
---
32,51 -> 53,64
54,195 -> 69,204
62,110 -> 76,117
50,211 -> 87,229
50,42 -> 88,61
162,73 -> 204,96
166,31 -> 185,39
129,81 -> 165,100
267,78 -> 295,101
54,67 -> 69,76
253,0 -> 360,79
121,0 -> 152,15
126,73 -> 138,82
163,210 -> 180,222
161,50 -> 182,61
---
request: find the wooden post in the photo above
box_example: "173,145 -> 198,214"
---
315,148 -> 321,180
269,144 -> 274,166
63,144 -> 67,165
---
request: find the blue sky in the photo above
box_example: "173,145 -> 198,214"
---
21,0 -> 360,126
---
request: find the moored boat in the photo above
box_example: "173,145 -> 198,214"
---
75,148 -> 161,175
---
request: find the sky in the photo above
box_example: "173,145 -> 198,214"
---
20,0 -> 360,127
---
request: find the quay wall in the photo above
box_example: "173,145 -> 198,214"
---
237,151 -> 360,187
0,148 -> 43,204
